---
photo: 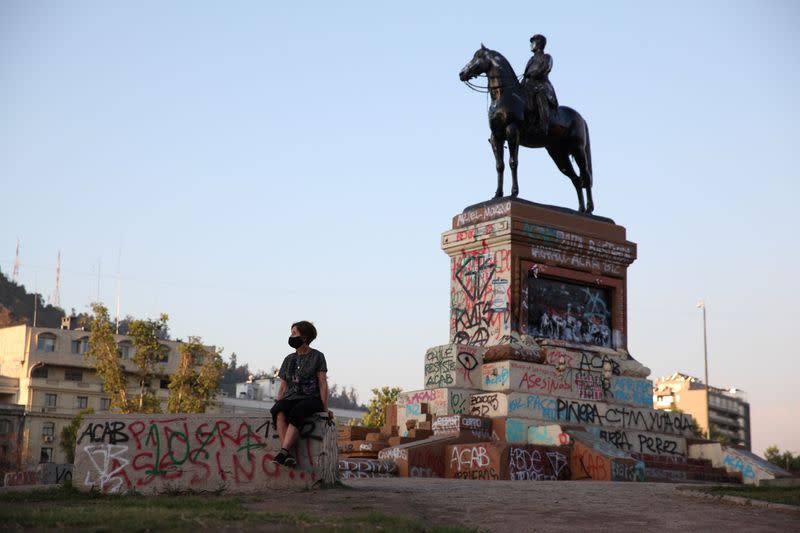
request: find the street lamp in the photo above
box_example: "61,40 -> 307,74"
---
697,300 -> 710,438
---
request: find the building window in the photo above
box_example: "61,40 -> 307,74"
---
76,396 -> 88,409
40,447 -> 53,463
0,419 -> 12,435
42,422 -> 55,438
45,393 -> 57,408
157,345 -> 170,363
64,370 -> 83,382
37,333 -> 56,352
160,379 -> 170,389
71,337 -> 89,355
31,366 -> 48,379
118,341 -> 133,359
100,398 -> 111,411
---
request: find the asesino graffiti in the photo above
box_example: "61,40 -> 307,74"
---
75,415 -> 326,494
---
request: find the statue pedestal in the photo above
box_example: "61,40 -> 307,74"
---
442,198 -> 637,350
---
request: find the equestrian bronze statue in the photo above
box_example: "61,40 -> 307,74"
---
459,37 -> 594,213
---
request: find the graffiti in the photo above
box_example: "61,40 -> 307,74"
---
484,367 -> 509,386
424,346 -> 456,387
449,390 -> 468,414
723,453 -> 756,481
451,246 -> 511,346
3,471 -> 39,486
456,201 -> 511,226
470,393 -> 499,417
83,444 -> 130,494
450,445 -> 490,472
454,468 -> 499,480
424,346 -> 482,389
611,460 -> 645,482
522,223 -> 633,262
575,371 -> 604,401
610,377 -> 654,408
518,368 -> 572,396
77,421 -> 130,445
75,415 -> 325,494
530,245 -> 622,275
579,352 -> 621,376
340,471 -> 394,479
527,277 -> 613,347
590,429 -> 684,456
409,466 -> 435,478
509,447 -> 570,481
555,399 -> 693,436
39,463 -> 74,484
337,459 -> 396,474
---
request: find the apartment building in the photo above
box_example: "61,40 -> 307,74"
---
653,372 -> 751,450
0,321 -> 203,467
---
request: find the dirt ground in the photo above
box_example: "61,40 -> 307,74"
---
247,478 -> 799,532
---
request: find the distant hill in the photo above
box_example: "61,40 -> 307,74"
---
0,270 -> 65,328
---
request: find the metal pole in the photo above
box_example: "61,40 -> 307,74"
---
701,301 -> 710,438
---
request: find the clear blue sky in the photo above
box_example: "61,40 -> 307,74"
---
1,1 -> 798,455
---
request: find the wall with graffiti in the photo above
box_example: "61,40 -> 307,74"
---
73,414 -> 334,494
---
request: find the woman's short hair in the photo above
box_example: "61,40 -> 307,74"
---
292,320 -> 317,344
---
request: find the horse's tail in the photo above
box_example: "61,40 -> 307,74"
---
583,120 -> 593,188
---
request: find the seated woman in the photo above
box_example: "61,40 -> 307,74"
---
270,320 -> 331,467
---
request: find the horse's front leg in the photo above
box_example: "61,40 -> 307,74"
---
489,133 -> 505,198
506,123 -> 520,197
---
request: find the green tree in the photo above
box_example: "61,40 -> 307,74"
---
85,303 -> 131,412
167,336 -> 225,413
764,445 -> 800,472
59,408 -> 94,463
361,386 -> 402,428
128,314 -> 169,413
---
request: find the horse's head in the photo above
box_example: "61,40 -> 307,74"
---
459,44 -> 492,81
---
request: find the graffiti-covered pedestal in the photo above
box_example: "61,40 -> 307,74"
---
442,198 -> 637,349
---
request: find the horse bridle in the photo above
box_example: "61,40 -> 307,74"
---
463,73 -> 524,93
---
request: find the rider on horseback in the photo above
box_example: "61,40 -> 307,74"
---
522,34 -> 558,137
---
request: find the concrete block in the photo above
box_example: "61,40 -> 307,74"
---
481,361 -> 608,401
396,387 -> 476,437
431,414 -> 492,438
538,343 -> 650,378
424,344 -> 484,389
609,376 -> 653,408
443,442 -> 571,481
492,417 -> 545,444
568,429 -> 644,482
528,424 -> 572,446
73,413 -> 334,494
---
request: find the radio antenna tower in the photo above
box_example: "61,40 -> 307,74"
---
52,251 -> 62,307
12,238 -> 20,283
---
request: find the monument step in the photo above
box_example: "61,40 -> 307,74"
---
444,442 -> 571,481
566,429 -> 645,482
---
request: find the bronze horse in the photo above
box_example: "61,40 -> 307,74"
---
459,45 -> 594,213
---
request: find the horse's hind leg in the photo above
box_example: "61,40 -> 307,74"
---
490,133 -> 505,198
546,147 -> 586,212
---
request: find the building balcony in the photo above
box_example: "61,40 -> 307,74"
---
0,376 -> 19,395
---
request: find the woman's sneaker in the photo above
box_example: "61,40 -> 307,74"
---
283,454 -> 297,468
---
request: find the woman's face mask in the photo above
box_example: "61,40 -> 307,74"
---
288,336 -> 305,349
